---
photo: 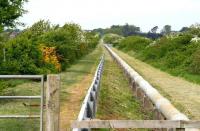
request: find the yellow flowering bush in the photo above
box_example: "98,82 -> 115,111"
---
41,46 -> 61,71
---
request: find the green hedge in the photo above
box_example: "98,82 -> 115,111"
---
103,34 -> 123,46
117,36 -> 152,52
0,20 -> 100,75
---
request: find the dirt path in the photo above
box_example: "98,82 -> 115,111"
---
59,74 -> 93,131
112,48 -> 200,120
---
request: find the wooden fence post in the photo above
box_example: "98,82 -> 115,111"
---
46,75 -> 60,131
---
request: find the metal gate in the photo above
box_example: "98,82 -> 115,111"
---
0,75 -> 44,131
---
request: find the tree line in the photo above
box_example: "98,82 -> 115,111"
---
93,23 -> 192,39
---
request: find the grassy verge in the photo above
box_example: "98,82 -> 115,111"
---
0,45 -> 102,131
95,47 -> 152,131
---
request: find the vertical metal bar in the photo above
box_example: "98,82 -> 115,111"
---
40,76 -> 44,131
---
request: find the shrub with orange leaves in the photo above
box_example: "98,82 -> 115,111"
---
41,46 -> 61,71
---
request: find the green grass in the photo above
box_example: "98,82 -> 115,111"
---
0,45 -> 103,131
0,80 -> 29,95
95,48 -> 152,131
0,81 -> 41,131
0,119 -> 39,131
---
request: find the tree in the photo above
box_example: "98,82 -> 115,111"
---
150,26 -> 158,33
189,23 -> 200,37
0,0 -> 27,31
161,25 -> 171,34
180,27 -> 189,32
122,23 -> 140,36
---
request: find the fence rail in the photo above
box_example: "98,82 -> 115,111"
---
72,120 -> 200,129
73,55 -> 104,131
0,96 -> 41,99
0,115 -> 41,118
0,75 -> 44,131
0,75 -> 43,79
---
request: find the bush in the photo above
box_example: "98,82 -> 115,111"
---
0,20 -> 100,75
118,36 -> 152,52
40,23 -> 99,70
189,48 -> 200,74
1,36 -> 45,74
103,34 -> 123,46
164,51 -> 186,68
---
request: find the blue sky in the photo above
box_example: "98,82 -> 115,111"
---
19,0 -> 200,32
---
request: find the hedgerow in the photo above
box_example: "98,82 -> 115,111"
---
117,36 -> 152,52
0,20 -> 100,75
103,34 -> 124,46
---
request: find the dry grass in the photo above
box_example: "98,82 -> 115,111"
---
112,48 -> 200,120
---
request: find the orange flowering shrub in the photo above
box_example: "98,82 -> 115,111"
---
41,46 -> 61,71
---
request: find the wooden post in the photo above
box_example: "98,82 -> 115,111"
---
46,75 -> 60,131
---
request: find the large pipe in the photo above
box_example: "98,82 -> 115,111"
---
104,44 -> 198,131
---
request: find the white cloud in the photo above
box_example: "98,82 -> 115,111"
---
19,0 -> 200,31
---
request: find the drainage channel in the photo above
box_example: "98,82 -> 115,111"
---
72,55 -> 104,131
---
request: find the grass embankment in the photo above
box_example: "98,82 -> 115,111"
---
95,47 -> 152,131
112,47 -> 200,120
0,45 -> 102,131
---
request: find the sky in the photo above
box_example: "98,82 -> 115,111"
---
19,0 -> 200,32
